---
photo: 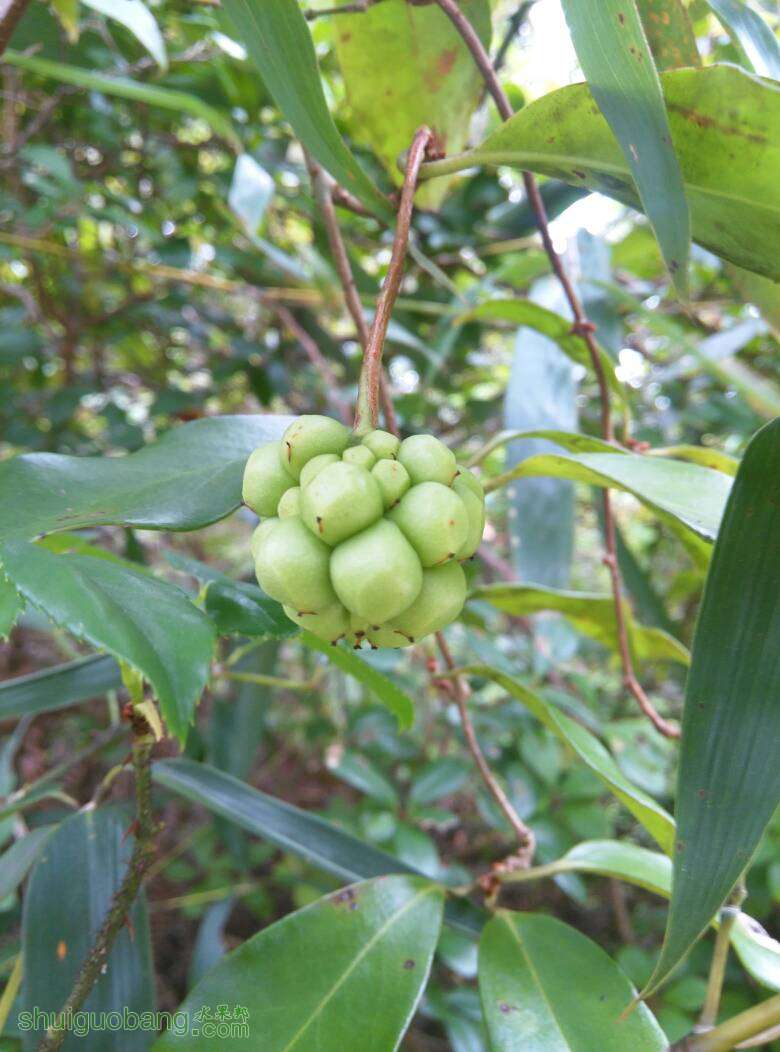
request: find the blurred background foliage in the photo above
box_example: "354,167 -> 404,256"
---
1,0 -> 779,1047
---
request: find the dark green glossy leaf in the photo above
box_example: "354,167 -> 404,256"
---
0,654 -> 121,721
3,51 -> 239,147
21,807 -> 155,1052
421,66 -> 780,283
203,580 -> 297,640
472,583 -> 690,665
486,449 -> 731,541
560,0 -> 690,292
153,875 -> 443,1052
457,667 -> 674,852
645,418 -> 780,993
0,825 -> 57,901
0,543 -> 214,742
301,631 -> 415,730
0,415 -> 292,541
153,758 -> 484,935
221,0 -> 391,219
479,911 -> 666,1050
707,0 -> 780,78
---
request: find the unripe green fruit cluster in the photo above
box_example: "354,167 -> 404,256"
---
242,415 -> 485,648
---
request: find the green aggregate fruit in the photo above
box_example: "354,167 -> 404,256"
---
330,519 -> 422,624
398,434 -> 457,486
389,481 -> 469,567
280,415 -> 350,479
242,443 -> 294,517
254,518 -> 335,612
244,418 -> 485,649
300,461 -> 383,546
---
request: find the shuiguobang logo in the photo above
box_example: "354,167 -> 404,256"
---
17,1005 -> 250,1040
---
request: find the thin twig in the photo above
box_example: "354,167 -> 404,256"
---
435,633 -> 535,862
38,723 -> 158,1052
354,126 -> 433,434
670,994 -> 780,1052
0,0 -> 30,56
432,0 -> 677,739
306,153 -> 398,435
274,304 -> 351,424
698,881 -> 747,1033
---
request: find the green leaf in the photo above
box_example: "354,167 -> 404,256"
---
421,66 -> 780,283
479,912 -> 666,1051
0,543 -> 215,742
456,667 -> 675,852
81,0 -> 168,70
472,583 -> 690,666
153,875 -> 443,1052
559,0 -> 690,293
0,414 -> 292,541
507,839 -> 780,992
0,571 -> 22,640
645,418 -> 780,993
220,0 -> 391,220
329,750 -> 399,808
486,449 -> 731,541
408,758 -> 470,808
0,825 -> 57,901
707,0 -> 780,79
2,51 -> 239,148
470,428 -> 617,467
0,654 -> 121,721
203,580 -> 297,640
300,631 -> 415,730
228,154 -> 274,236
21,807 -> 155,1052
332,0 -> 490,207
465,300 -> 623,398
635,0 -> 699,70
153,758 -> 484,935
647,445 -> 739,476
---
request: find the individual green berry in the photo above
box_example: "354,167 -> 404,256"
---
330,519 -> 423,623
284,603 -> 350,644
300,453 -> 340,489
398,434 -> 457,486
242,442 -> 294,517
371,459 -> 411,509
389,481 -> 469,567
342,445 -> 376,471
254,518 -> 335,611
452,478 -> 485,560
277,486 -> 301,518
300,461 -> 383,546
250,516 -> 279,562
391,561 -> 467,641
348,615 -> 411,650
362,429 -> 400,460
279,415 -> 349,480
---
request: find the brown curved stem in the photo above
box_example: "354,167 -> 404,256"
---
354,126 -> 434,434
431,0 -> 677,739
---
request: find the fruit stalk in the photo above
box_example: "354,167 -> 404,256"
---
354,126 -> 434,435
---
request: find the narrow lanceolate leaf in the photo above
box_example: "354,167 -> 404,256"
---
509,839 -> 780,992
707,0 -> 780,79
559,0 -> 689,292
486,449 -> 732,542
645,418 -> 780,995
220,0 -> 392,220
0,414 -> 292,541
420,66 -> 780,283
457,667 -> 675,852
153,759 -> 484,935
0,825 -> 57,901
479,912 -> 666,1051
472,583 -> 690,666
301,631 -> 415,730
2,51 -> 238,147
81,0 -> 168,70
0,654 -> 121,721
332,0 -> 490,207
153,876 -> 443,1052
0,543 -> 214,742
22,808 -> 155,1052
